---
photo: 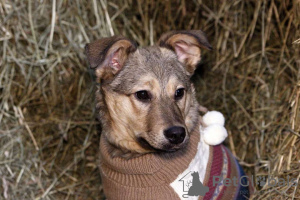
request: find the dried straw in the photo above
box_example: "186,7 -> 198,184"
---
0,0 -> 299,199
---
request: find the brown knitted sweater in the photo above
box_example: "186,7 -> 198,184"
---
99,127 -> 251,200
99,128 -> 199,199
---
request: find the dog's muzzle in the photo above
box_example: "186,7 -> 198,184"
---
164,126 -> 186,144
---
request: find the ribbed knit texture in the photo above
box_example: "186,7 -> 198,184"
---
99,129 -> 251,199
99,128 -> 200,200
202,145 -> 223,200
200,146 -> 251,200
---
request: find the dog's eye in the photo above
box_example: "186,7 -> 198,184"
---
175,88 -> 185,100
135,90 -> 151,102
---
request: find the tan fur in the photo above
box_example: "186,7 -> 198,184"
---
159,47 -> 178,59
165,34 -> 202,66
131,75 -> 161,97
85,30 -> 211,158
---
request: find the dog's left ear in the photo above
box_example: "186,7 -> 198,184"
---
158,30 -> 212,74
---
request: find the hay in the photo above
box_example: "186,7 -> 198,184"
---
0,0 -> 299,199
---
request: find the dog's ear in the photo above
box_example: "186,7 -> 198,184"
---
85,36 -> 137,81
158,30 -> 212,74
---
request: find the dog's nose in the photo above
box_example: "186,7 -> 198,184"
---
164,126 -> 186,144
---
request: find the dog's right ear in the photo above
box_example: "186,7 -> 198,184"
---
85,36 -> 137,81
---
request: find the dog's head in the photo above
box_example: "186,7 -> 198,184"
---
85,30 -> 211,157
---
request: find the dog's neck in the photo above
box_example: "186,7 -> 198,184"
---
98,125 -> 250,200
99,124 -> 201,175
98,125 -> 211,199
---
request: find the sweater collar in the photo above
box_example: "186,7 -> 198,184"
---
99,125 -> 201,175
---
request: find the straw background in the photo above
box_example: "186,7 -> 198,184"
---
0,0 -> 299,199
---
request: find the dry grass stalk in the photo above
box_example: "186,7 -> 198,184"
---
0,0 -> 299,199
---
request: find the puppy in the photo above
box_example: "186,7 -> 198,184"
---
85,30 -> 251,200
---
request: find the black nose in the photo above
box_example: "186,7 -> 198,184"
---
164,126 -> 186,144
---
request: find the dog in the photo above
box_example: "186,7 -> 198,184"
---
85,30 -> 251,199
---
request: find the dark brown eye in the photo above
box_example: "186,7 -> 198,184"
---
135,90 -> 151,102
175,88 -> 184,100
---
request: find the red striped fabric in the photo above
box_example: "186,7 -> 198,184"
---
203,145 -> 223,200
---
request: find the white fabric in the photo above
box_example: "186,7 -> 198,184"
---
170,125 -> 210,200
